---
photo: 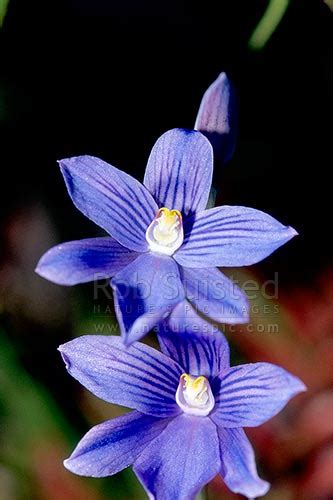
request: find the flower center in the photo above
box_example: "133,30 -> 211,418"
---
146,207 -> 183,256
175,373 -> 215,417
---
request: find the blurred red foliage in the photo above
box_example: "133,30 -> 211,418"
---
211,269 -> 333,499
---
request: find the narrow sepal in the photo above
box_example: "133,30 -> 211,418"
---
144,128 -> 213,216
35,237 -> 137,285
59,155 -> 158,252
212,362 -> 306,427
59,335 -> 183,417
64,411 -> 171,477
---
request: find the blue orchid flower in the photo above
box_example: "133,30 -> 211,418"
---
36,126 -> 296,344
36,75 -> 296,345
59,314 -> 305,499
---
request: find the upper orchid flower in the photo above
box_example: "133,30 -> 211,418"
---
59,314 -> 305,499
36,126 -> 297,344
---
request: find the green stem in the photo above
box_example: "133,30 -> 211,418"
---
248,0 -> 290,51
0,0 -> 10,27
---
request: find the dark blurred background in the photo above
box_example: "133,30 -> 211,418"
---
0,1 -> 332,499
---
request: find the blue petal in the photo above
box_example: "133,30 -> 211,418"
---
212,362 -> 306,427
195,72 -> 237,164
158,301 -> 230,378
59,155 -> 158,252
133,414 -> 221,500
64,411 -> 170,477
112,253 -> 185,345
35,237 -> 138,285
174,205 -> 298,268
218,427 -> 270,498
59,335 -> 183,417
181,266 -> 249,324
143,129 -> 213,216
165,300 -> 216,333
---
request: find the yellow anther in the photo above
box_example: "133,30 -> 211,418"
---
181,373 -> 205,389
158,207 -> 182,220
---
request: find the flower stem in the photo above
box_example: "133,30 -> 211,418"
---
248,0 -> 290,51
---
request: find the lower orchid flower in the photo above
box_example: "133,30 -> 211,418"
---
59,316 -> 305,499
